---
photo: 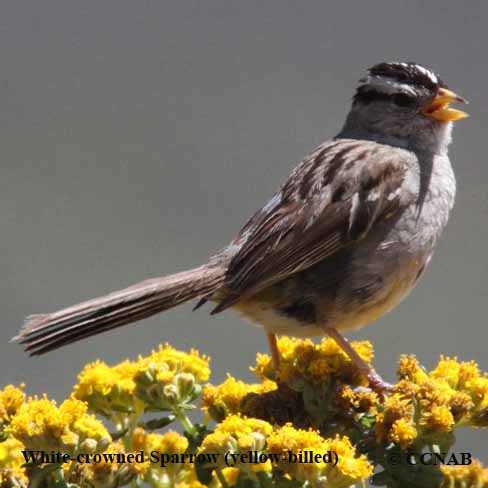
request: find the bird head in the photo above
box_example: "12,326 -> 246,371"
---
343,62 -> 468,150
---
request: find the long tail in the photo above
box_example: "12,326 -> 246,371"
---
13,265 -> 224,356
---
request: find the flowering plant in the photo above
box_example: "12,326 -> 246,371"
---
1,339 -> 487,487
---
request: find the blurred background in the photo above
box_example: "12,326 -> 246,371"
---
1,0 -> 487,469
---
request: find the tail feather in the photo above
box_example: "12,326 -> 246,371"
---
13,265 -> 224,355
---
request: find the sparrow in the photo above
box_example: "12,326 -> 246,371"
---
14,62 -> 468,393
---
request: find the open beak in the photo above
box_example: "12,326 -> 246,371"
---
423,87 -> 469,122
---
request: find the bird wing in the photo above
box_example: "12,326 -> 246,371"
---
212,138 -> 417,313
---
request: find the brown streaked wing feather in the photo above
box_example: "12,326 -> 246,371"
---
212,139 -> 413,313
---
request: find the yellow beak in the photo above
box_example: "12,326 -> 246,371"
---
423,87 -> 469,122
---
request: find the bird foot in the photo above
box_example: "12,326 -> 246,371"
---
366,371 -> 393,399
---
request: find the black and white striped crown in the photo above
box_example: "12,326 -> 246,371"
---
354,62 -> 446,104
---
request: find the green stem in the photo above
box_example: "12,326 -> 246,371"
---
121,409 -> 142,452
176,409 -> 196,437
66,460 -> 76,485
121,412 -> 143,488
52,467 -> 64,481
29,464 -> 63,488
52,466 -> 70,487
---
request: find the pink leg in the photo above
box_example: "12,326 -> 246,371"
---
322,326 -> 392,396
267,333 -> 280,369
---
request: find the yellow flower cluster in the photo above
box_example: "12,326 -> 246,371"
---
253,336 -> 373,385
3,340 -> 488,488
376,354 -> 488,449
133,344 -> 210,411
202,337 -> 377,432
132,428 -> 196,487
70,441 -> 143,488
0,385 -> 25,433
137,343 -> 210,383
202,375 -> 276,421
74,359 -> 142,419
337,385 -> 379,415
8,396 -> 110,456
0,437 -> 27,487
441,459 -> 488,487
74,343 -> 210,419
198,415 -> 372,487
267,423 -> 373,487
200,414 -> 273,478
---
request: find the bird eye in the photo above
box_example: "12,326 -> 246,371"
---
392,93 -> 416,108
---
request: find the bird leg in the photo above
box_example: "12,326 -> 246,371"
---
267,333 -> 280,369
322,326 -> 392,396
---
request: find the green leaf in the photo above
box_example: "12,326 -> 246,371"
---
109,426 -> 129,440
189,383 -> 202,402
360,413 -> 377,429
27,464 -> 63,488
302,382 -> 330,425
139,415 -> 176,431
185,423 -> 213,451
195,460 -> 214,484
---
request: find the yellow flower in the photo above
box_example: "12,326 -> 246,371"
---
200,415 -> 272,479
131,426 -> 147,451
144,430 -> 189,454
76,442 -> 142,488
132,429 -> 198,487
421,405 -> 454,433
210,415 -> 272,438
448,391 -> 474,423
441,459 -> 488,487
267,423 -> 327,452
376,394 -> 416,445
458,360 -> 480,388
202,375 -> 276,420
320,338 -> 374,364
392,379 -> 420,398
252,336 -> 374,385
466,376 -> 488,408
430,356 -> 464,390
323,435 -> 374,486
137,343 -> 210,383
397,355 -> 429,383
267,425 -> 372,487
132,344 -> 210,411
389,418 -> 417,449
0,437 -> 27,486
429,356 -> 483,391
74,344 -> 209,418
176,481 -> 208,488
386,354 -> 488,440
0,385 -> 25,424
76,359 -> 134,396
266,423 -> 326,484
8,396 -> 110,456
338,385 -> 378,413
74,359 -> 142,419
217,467 -> 240,487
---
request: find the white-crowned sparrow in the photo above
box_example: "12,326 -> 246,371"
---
14,62 -> 468,392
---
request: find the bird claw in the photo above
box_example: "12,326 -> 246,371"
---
366,372 -> 393,400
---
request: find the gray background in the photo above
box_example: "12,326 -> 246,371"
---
1,0 -> 487,473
